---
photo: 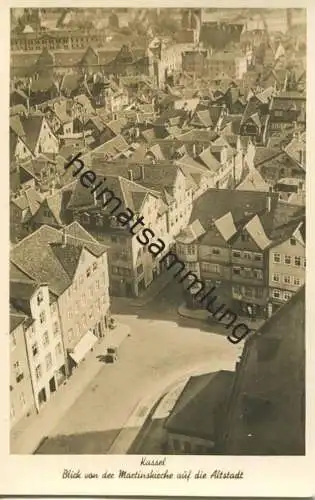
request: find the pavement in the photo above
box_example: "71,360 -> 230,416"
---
29,306 -> 242,455
177,303 -> 266,331
10,322 -> 131,455
111,269 -> 174,309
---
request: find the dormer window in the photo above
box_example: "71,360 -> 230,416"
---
290,237 -> 296,246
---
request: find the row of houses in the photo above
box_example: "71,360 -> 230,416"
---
10,222 -> 111,425
176,188 -> 305,319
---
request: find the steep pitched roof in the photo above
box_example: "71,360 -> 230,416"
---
165,371 -> 234,440
10,223 -> 106,297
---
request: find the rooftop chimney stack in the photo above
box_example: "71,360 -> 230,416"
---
267,187 -> 272,213
128,169 -> 133,182
61,227 -> 67,247
140,165 -> 145,180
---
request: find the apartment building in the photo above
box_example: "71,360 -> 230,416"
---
10,302 -> 35,426
175,189 -> 304,319
11,30 -> 108,52
269,220 -> 305,315
206,51 -> 247,80
11,222 -> 111,375
66,160 -> 194,297
10,263 -> 66,414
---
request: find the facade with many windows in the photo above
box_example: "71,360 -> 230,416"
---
10,313 -> 35,426
269,223 -> 305,314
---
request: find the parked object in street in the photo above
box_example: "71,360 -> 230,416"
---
109,318 -> 117,330
107,346 -> 118,361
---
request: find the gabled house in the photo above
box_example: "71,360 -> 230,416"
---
10,114 -> 59,158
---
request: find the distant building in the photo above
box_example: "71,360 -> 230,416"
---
206,51 -> 247,80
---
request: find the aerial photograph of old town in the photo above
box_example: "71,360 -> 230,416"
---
9,7 -> 306,456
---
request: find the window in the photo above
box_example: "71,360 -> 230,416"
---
32,342 -> 39,357
255,287 -> 263,298
53,321 -> 58,336
96,280 -> 100,290
283,291 -> 292,301
244,252 -> 251,260
45,353 -> 52,371
244,287 -> 253,297
273,253 -> 281,263
212,248 -> 220,255
253,269 -> 263,280
67,310 -> 72,320
290,237 -> 296,246
233,267 -> 241,275
232,251 -> 241,258
283,275 -> 291,285
93,262 -> 97,271
232,285 -> 241,295
68,328 -> 74,342
295,256 -> 301,267
254,253 -> 262,262
241,233 -> 249,242
272,273 -> 280,282
39,311 -> 46,324
37,290 -> 44,305
86,267 -> 91,278
35,364 -> 42,380
304,258 -> 306,268
284,255 -> 291,265
79,274 -> 84,285
42,331 -> 49,347
294,277 -> 301,286
272,289 -> 281,299
14,361 -> 24,383
187,245 -> 195,255
96,215 -> 103,226
55,342 -> 62,357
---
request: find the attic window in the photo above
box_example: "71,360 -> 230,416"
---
290,237 -> 296,246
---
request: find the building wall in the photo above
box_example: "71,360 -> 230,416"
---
58,248 -> 110,356
10,321 -> 34,427
167,431 -> 215,454
14,136 -> 33,162
34,118 -> 59,156
269,237 -> 305,306
25,285 -> 66,411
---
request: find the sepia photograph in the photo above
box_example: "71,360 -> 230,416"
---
8,4 -> 307,464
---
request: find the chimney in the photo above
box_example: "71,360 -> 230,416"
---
93,189 -> 98,206
61,227 -> 67,247
140,165 -> 145,180
128,169 -> 133,182
192,143 -> 196,157
267,187 -> 272,213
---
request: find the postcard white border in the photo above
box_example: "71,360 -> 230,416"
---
1,0 -> 314,497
